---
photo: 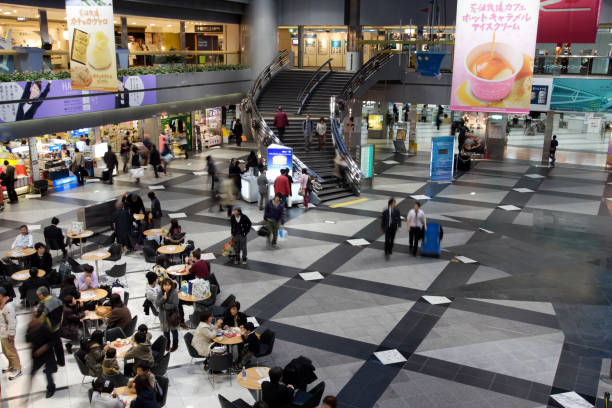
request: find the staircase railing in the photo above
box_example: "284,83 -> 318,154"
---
329,52 -> 395,195
242,50 -> 324,186
296,58 -> 333,115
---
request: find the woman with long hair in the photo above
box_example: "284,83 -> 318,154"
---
156,278 -> 179,352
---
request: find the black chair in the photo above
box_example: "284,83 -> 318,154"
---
74,352 -> 95,383
123,291 -> 130,306
254,329 -> 275,364
67,257 -> 83,273
212,294 -> 235,317
143,239 -> 159,252
303,381 -> 325,408
104,327 -> 125,342
106,243 -> 122,262
45,236 -> 65,258
105,263 -> 127,287
208,273 -> 221,295
25,288 -> 40,308
155,375 -> 169,407
218,394 -> 252,408
188,312 -> 200,330
152,351 -> 170,376
151,335 -> 167,360
184,332 -> 206,365
184,240 -> 195,258
123,315 -> 138,337
101,373 -> 129,387
207,353 -> 232,389
143,245 -> 157,264
98,233 -> 116,248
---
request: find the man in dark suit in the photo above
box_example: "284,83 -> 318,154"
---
381,197 -> 401,258
29,243 -> 52,275
1,160 -> 17,203
43,217 -> 67,258
19,267 -> 49,299
262,366 -> 295,408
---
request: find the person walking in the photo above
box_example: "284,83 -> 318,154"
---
257,168 -> 269,211
71,148 -> 85,185
234,118 -> 244,147
299,168 -> 311,209
148,192 -> 162,228
120,136 -> 131,173
273,169 -> 291,208
302,114 -> 315,152
381,198 -> 401,258
35,286 -> 65,367
219,176 -> 236,217
316,117 -> 327,151
264,193 -> 285,248
26,313 -> 57,398
103,145 -> 118,184
1,160 -> 17,203
131,145 -> 142,183
149,144 -> 161,178
206,156 -> 217,191
230,208 -> 252,265
0,287 -> 21,380
550,135 -> 558,166
273,106 -> 289,142
407,202 -> 427,256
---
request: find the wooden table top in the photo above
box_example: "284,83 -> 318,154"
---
67,230 -> 94,239
79,288 -> 107,302
114,386 -> 137,403
5,248 -> 35,258
143,228 -> 165,236
133,213 -> 144,221
82,307 -> 109,321
213,328 -> 243,345
11,269 -> 45,281
166,264 -> 191,276
157,245 -> 185,255
236,367 -> 270,390
110,338 -> 134,358
82,250 -> 111,261
178,291 -> 211,302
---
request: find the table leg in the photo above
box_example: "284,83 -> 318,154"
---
256,389 -> 262,401
79,239 -> 84,259
95,260 -> 100,280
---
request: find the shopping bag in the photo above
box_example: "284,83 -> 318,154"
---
162,153 -> 174,162
278,229 -> 288,241
131,167 -> 144,179
222,238 -> 235,257
257,225 -> 269,237
191,278 -> 210,299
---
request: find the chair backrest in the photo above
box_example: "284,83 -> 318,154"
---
208,273 -> 220,294
217,394 -> 237,408
305,381 -> 325,408
74,352 -> 92,376
45,235 -> 62,251
101,373 -> 129,387
104,327 -> 126,342
143,245 -> 157,263
123,315 -> 138,337
25,288 -> 40,307
207,353 -> 232,372
107,263 -> 127,278
123,291 -> 130,306
155,375 -> 169,407
151,335 -> 167,353
107,243 -> 122,261
152,352 -> 170,376
67,257 -> 83,273
260,329 -> 276,348
220,294 -> 235,308
183,332 -> 201,358
143,239 -> 159,251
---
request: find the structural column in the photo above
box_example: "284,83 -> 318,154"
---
38,10 -> 49,45
248,0 -> 278,79
28,137 -> 40,182
180,21 -> 186,51
541,112 -> 558,165
345,0 -> 362,71
120,17 -> 128,49
297,25 -> 304,69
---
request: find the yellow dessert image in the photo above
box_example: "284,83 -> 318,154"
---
87,31 -> 112,70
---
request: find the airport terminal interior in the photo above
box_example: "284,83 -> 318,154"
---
0,1 -> 610,408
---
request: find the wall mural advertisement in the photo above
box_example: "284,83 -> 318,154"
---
66,0 -> 118,91
550,78 -> 612,112
0,75 -> 156,123
536,0 -> 603,43
530,77 -> 553,112
450,0 -> 540,114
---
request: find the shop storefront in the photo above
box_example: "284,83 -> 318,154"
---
279,26 -> 347,68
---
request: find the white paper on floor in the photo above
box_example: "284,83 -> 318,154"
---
201,252 -> 216,261
149,185 -> 165,190
479,228 -> 494,234
525,174 -> 545,179
513,188 -> 534,193
550,391 -> 593,408
324,220 -> 336,224
25,194 -> 41,199
87,179 -> 100,183
456,256 -> 478,264
411,195 -> 431,200
498,205 -> 522,211
168,213 -> 187,219
374,349 -> 407,365
382,160 -> 399,164
247,316 -> 260,327
252,225 -> 262,232
27,225 -> 41,231
193,171 -> 207,176
299,271 -> 324,281
422,295 -> 452,305
347,238 -> 370,246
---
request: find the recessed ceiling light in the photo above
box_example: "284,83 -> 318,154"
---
167,24 -> 172,27
13,10 -> 16,13
16,16 -> 26,21
150,23 -> 155,26
131,22 -> 136,24
3,12 -> 11,15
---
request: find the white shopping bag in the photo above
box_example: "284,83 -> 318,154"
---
278,229 -> 288,241
131,167 -> 145,179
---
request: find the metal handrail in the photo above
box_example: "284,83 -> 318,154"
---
339,52 -> 393,102
242,50 -> 324,186
330,96 -> 361,195
296,58 -> 333,115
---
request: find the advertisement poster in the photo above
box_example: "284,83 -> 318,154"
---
450,0 -> 540,114
537,0 -> 602,43
367,114 -> 383,130
0,75 -> 156,123
267,144 -> 293,180
359,144 -> 373,178
530,77 -> 553,112
430,136 -> 455,182
66,0 -> 118,91
550,78 -> 612,112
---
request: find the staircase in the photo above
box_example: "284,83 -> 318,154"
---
257,70 -> 355,202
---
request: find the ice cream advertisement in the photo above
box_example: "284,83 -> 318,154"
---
66,0 -> 117,91
450,0 -> 540,114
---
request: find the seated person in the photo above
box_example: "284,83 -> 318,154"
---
11,225 -> 33,249
85,330 -> 106,377
141,211 -> 155,232
76,264 -> 99,290
236,322 -> 260,368
185,251 -> 209,279
151,256 -> 169,280
91,377 -> 124,408
106,293 -> 132,330
143,272 -> 159,316
123,331 -> 154,376
191,308 -> 223,357
223,301 -> 247,329
133,324 -> 152,344
102,347 -> 120,376
261,366 -> 295,408
127,361 -> 156,391
59,274 -> 80,301
59,295 -> 83,353
163,219 -> 183,244
129,374 -> 156,408
29,243 -> 52,274
44,217 -> 67,258
19,267 -> 48,299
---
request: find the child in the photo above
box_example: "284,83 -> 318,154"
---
143,272 -> 159,316
123,331 -> 154,377
102,347 -> 120,376
91,377 -> 123,408
235,322 -> 260,369
128,360 -> 156,391
133,324 -> 152,344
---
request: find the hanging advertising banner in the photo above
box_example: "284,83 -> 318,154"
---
537,0 -> 602,43
66,0 -> 117,91
450,0 -> 540,114
430,136 -> 455,182
530,77 -> 553,112
266,144 -> 293,180
359,144 -> 373,178
550,78 -> 612,113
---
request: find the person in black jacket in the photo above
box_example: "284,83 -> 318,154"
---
124,192 -> 146,216
103,145 -> 119,184
19,267 -> 49,299
112,200 -> 134,252
262,366 -> 295,408
149,144 -> 162,178
26,313 -> 57,398
147,192 -> 162,228
230,208 -> 252,265
222,301 -> 247,328
29,243 -> 52,274
381,198 -> 401,258
234,118 -> 244,147
59,274 -> 80,302
236,322 -> 260,368
43,217 -> 67,258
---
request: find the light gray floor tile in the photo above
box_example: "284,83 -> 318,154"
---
466,265 -> 512,285
525,193 -> 601,216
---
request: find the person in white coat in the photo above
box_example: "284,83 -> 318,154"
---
191,308 -> 223,357
0,287 -> 21,379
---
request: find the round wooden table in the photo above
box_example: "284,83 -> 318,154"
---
11,269 -> 45,281
166,264 -> 190,276
143,228 -> 165,237
81,250 -> 111,279
114,386 -> 137,404
67,230 -> 94,258
157,245 -> 185,255
237,366 -> 270,400
5,248 -> 36,259
110,338 -> 134,358
133,213 -> 144,221
213,328 -> 243,345
178,291 -> 211,302
79,288 -> 107,302
82,306 -> 109,329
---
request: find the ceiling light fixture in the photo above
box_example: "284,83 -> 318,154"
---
3,11 -> 11,15
16,16 -> 26,21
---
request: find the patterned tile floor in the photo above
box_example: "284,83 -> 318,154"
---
0,145 -> 611,408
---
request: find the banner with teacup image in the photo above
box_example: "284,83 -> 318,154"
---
450,0 -> 540,114
66,0 -> 118,92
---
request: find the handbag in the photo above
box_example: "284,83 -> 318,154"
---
257,226 -> 269,237
163,153 -> 174,162
298,188 -> 304,197
167,308 -> 180,327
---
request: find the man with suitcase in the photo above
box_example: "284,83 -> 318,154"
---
407,202 -> 427,256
